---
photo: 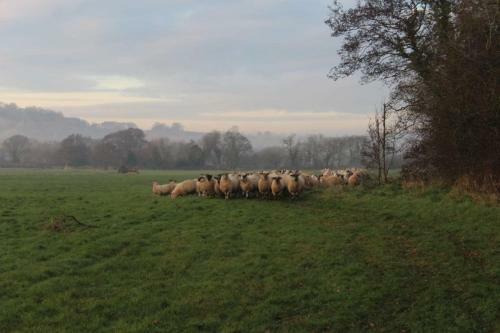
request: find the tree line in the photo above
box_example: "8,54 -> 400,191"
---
327,0 -> 499,192
0,129 -> 369,170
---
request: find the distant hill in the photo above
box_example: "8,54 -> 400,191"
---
146,122 -> 204,142
0,103 -> 137,142
0,103 -> 287,149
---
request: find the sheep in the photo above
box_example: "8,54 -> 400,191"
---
196,174 -> 215,197
239,173 -> 251,198
348,173 -> 360,186
271,176 -> 285,199
348,170 -> 369,186
152,181 -> 176,196
170,179 -> 197,199
239,173 -> 259,198
219,173 -> 240,199
196,178 -> 203,196
258,172 -> 271,198
302,173 -> 319,189
228,173 -> 241,193
322,174 -> 344,187
162,167 -> 362,200
279,172 -> 290,189
213,175 -> 222,197
309,175 -> 320,187
287,173 -> 304,199
334,172 -> 347,185
300,172 -> 310,186
322,168 -> 333,177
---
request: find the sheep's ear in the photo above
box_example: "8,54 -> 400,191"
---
206,174 -> 213,181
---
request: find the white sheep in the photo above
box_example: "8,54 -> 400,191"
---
322,174 -> 344,187
196,174 -> 215,197
152,181 -> 176,196
239,173 -> 259,198
171,179 -> 197,199
348,170 -> 369,186
286,173 -> 304,199
322,168 -> 333,177
219,173 -> 240,199
258,172 -> 271,198
271,176 -> 286,199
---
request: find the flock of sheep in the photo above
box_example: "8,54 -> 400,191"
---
152,168 -> 368,200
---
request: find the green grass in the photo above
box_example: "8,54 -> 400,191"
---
0,169 -> 499,332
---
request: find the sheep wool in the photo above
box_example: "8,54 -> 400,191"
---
152,181 -> 176,196
171,179 -> 197,199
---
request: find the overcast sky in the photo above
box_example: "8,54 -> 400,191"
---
0,0 -> 386,135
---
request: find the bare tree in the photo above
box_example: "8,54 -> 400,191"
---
362,103 -> 402,183
200,131 -> 222,168
362,115 -> 382,183
59,134 -> 91,167
255,146 -> 286,169
282,135 -> 301,168
302,135 -> 323,169
222,130 -> 252,169
93,128 -> 146,168
0,129 -> 369,170
2,135 -> 30,164
321,137 -> 339,169
327,0 -> 500,189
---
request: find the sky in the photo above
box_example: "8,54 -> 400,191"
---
0,0 -> 387,135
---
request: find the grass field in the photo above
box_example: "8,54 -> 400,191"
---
0,169 -> 499,332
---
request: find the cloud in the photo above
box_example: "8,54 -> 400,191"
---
84,76 -> 145,91
199,109 -> 365,120
0,0 -> 79,23
0,0 -> 385,135
0,90 -> 177,108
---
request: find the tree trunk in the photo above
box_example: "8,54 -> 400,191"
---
382,103 -> 388,183
376,117 -> 382,184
